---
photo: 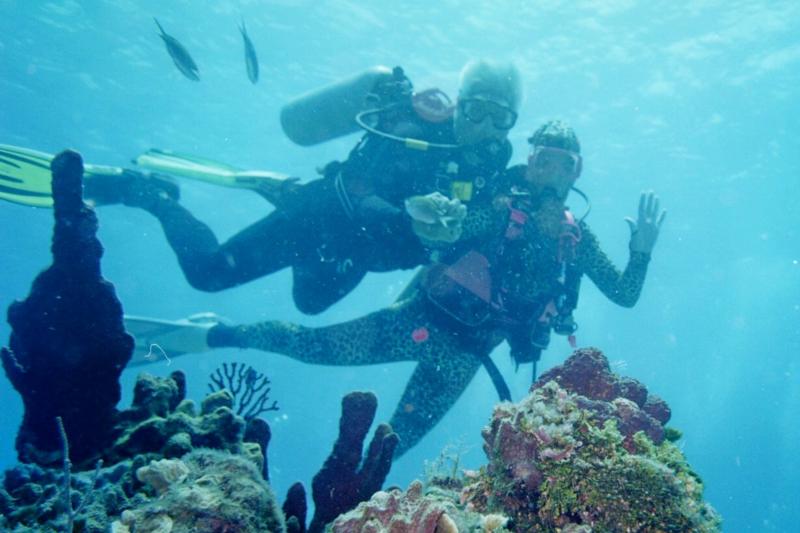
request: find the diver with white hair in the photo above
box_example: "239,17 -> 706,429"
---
85,60 -> 524,314
453,60 -> 522,146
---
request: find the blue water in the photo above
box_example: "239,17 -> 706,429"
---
1,1 -> 798,530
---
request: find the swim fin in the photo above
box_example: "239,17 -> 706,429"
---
0,144 -> 55,207
1,143 -> 297,208
133,148 -> 296,193
0,144 -> 135,208
124,312 -> 224,367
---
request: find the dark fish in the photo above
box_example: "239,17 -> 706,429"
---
239,19 -> 259,84
154,18 -> 199,81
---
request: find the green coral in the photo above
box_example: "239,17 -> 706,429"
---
539,451 -> 700,531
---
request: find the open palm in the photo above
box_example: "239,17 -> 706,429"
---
625,191 -> 666,254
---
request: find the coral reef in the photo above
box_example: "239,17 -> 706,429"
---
0,456 -> 145,533
208,361 -> 279,481
1,150 -> 134,466
246,416 -> 273,481
0,149 -> 400,532
465,348 -> 721,531
0,371 -> 277,532
331,348 -> 720,532
0,383 -> 401,533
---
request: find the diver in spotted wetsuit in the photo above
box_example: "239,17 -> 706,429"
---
190,120 -> 667,456
86,60 -> 522,314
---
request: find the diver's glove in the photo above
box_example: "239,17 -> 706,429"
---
625,191 -> 666,254
405,192 -> 467,244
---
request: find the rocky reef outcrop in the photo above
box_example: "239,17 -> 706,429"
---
331,348 -> 721,532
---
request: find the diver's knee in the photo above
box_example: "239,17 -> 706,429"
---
293,294 -> 332,315
184,270 -> 226,293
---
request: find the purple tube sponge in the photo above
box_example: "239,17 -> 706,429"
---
308,391 -> 399,532
1,150 -> 133,467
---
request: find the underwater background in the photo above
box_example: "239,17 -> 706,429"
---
0,0 -> 798,530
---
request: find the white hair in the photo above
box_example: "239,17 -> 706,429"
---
458,60 -> 523,112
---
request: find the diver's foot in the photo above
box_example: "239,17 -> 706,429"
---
85,169 -> 180,208
239,171 -> 301,207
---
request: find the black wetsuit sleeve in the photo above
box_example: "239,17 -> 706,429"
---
349,193 -> 427,264
576,224 -> 651,308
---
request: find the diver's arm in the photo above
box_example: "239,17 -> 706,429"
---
578,224 -> 651,308
351,193 -> 423,247
341,130 -> 421,241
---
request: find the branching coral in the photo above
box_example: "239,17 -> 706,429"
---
208,362 -> 279,420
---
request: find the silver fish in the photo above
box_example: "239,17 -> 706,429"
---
154,18 -> 199,81
239,19 -> 259,84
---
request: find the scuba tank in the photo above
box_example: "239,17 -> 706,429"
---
280,66 -> 406,146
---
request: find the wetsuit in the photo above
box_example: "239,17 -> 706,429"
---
206,167 -> 652,456
127,103 -> 511,315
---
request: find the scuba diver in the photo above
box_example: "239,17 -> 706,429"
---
0,60 -> 522,315
124,120 -> 666,456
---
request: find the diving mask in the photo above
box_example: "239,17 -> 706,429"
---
459,98 -> 518,130
526,145 -> 582,184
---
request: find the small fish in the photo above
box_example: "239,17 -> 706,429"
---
239,19 -> 259,84
154,18 -> 199,81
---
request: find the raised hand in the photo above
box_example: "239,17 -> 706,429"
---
625,191 -> 666,254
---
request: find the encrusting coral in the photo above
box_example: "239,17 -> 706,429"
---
111,449 -> 285,533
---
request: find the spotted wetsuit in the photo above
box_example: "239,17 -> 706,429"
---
207,172 -> 652,456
